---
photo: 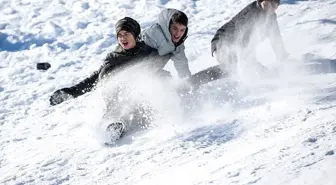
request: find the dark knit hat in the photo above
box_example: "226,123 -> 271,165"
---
115,17 -> 141,39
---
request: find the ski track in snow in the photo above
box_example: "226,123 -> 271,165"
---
1,0 -> 336,184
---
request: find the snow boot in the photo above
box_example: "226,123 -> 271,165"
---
106,121 -> 126,141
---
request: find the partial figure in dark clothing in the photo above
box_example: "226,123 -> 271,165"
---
49,17 -> 165,106
210,0 -> 288,78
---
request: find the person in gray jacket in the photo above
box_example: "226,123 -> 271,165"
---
141,8 -> 192,79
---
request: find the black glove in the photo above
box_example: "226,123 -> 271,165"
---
49,88 -> 74,106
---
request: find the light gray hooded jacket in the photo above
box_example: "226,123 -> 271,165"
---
141,8 -> 191,78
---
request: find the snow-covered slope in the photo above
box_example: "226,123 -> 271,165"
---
1,0 -> 336,184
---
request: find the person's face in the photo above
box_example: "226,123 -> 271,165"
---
117,30 -> 136,50
260,0 -> 279,15
169,22 -> 187,43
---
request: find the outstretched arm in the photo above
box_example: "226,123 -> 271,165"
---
49,69 -> 100,106
171,46 -> 192,78
66,51 -> 121,97
49,52 -> 118,106
66,71 -> 100,98
269,15 -> 288,61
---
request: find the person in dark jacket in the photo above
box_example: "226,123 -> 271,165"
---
210,0 -> 288,78
50,17 -> 179,142
49,17 -> 165,106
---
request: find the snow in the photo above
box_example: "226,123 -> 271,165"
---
1,0 -> 336,184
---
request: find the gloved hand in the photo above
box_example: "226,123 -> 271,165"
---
49,88 -> 74,106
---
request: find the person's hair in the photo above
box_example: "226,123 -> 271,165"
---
170,11 -> 188,27
259,0 -> 280,5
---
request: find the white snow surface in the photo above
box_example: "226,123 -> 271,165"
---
1,0 -> 336,184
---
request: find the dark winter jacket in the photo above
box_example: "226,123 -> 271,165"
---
53,42 -> 163,100
211,1 -> 286,60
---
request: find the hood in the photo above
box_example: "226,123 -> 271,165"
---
157,8 -> 188,46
